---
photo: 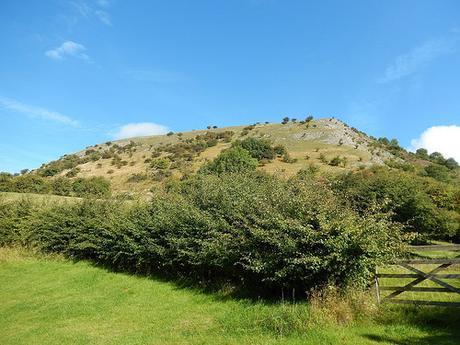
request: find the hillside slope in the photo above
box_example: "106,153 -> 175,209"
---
36,118 -> 416,195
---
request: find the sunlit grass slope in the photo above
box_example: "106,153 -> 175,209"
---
1,248 -> 460,345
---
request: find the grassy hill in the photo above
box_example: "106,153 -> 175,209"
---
38,118 -> 409,196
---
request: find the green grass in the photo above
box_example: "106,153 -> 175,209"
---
1,248 -> 460,345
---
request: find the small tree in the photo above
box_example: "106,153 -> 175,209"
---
199,147 -> 257,175
415,148 -> 429,160
281,117 -> 290,124
444,158 -> 458,170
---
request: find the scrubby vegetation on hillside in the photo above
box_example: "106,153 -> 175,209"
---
0,173 -> 110,198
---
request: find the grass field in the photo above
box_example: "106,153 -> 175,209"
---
1,247 -> 460,345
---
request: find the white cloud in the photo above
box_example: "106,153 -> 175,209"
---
379,37 -> 457,83
410,125 -> 460,162
0,97 -> 79,127
45,41 -> 89,60
113,122 -> 169,139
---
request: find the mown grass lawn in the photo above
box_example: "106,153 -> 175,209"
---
1,248 -> 459,345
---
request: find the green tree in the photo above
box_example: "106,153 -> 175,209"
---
199,147 -> 258,175
415,148 -> 429,160
233,137 -> 276,160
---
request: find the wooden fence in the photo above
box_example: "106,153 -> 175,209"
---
375,244 -> 460,307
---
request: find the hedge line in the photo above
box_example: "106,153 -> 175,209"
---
0,173 -> 403,297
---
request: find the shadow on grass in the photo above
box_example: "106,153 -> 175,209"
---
363,333 -> 455,345
81,259 -> 295,304
362,304 -> 460,345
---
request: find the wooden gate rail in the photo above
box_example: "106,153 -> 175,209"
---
375,245 -> 460,308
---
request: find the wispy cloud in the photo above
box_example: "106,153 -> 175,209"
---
95,10 -> 111,26
0,97 -> 79,127
45,41 -> 89,61
409,125 -> 460,162
70,0 -> 112,26
112,122 -> 169,139
379,36 -> 458,83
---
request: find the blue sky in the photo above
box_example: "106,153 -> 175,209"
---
1,0 -> 460,172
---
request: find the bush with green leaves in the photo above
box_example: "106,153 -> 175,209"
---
199,147 -> 258,175
333,167 -> 460,241
0,172 -> 403,297
71,177 -> 111,198
232,137 -> 276,160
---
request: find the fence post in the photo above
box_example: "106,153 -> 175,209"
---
374,270 -> 381,304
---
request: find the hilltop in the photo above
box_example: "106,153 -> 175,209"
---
34,117 -> 418,196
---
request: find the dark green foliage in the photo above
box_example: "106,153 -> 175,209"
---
329,156 -> 342,167
71,177 -> 111,198
66,167 -> 81,177
0,172 -> 13,191
423,164 -> 452,182
0,173 -> 403,297
51,177 -> 73,196
199,147 -> 258,175
273,145 -> 287,156
445,158 -> 459,170
415,148 -> 429,160
151,158 -> 170,170
12,174 -> 51,194
429,151 -> 445,164
233,137 -> 276,160
281,117 -> 289,124
334,167 -> 460,241
37,154 -> 86,177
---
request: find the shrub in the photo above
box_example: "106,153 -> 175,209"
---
233,137 -> 276,160
51,177 -> 73,196
66,167 -> 81,177
0,172 -> 13,192
199,147 -> 258,175
72,177 -> 111,197
333,167 -> 460,241
151,158 -> 170,170
423,164 -> 452,182
12,174 -> 50,194
273,145 -> 287,156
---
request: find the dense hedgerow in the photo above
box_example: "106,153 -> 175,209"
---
0,172 -> 403,297
333,166 -> 460,242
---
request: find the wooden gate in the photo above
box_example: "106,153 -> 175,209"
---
375,245 -> 460,307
